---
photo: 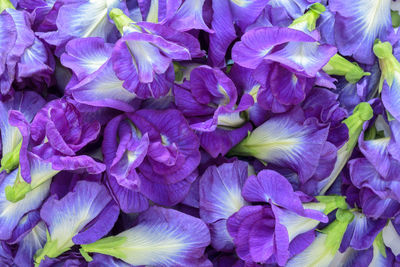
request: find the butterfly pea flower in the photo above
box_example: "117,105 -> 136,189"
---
373,40 -> 400,122
63,38 -> 139,112
175,65 -> 253,157
0,0 -> 55,95
104,109 -> 200,210
286,209 -> 355,266
38,0 -> 126,56
103,114 -> 150,213
330,0 -> 393,65
80,207 -> 211,266
34,181 -> 119,265
109,8 -> 203,99
5,98 -> 105,203
0,169 -> 50,241
227,170 -> 329,266
0,91 -> 45,173
8,211 -> 47,267
340,211 -> 386,252
229,108 -> 329,183
139,0 -> 213,33
209,0 -> 269,67
199,160 -> 249,251
267,0 -> 319,20
318,102 -> 373,194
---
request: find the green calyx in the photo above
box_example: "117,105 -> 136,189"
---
323,54 -> 371,84
315,195 -> 348,215
374,231 -> 387,258
80,248 -> 93,262
80,236 -> 127,260
109,8 -> 136,35
319,102 -> 373,194
0,0 -> 15,13
374,40 -> 400,92
0,141 -> 22,173
5,168 -> 31,202
320,209 -> 354,254
343,102 -> 373,151
34,229 -> 71,267
392,10 -> 400,28
173,62 -> 185,83
289,3 -> 325,32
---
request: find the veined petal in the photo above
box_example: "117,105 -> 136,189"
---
199,160 -> 248,221
230,112 -> 329,182
57,0 -> 122,39
231,26 -> 315,69
0,170 -> 50,240
382,74 -> 400,122
273,203 -> 325,243
359,133 -> 391,179
242,170 -> 304,212
328,247 -> 373,267
382,220 -> 400,256
0,91 -> 45,159
268,0 -> 314,19
330,0 -> 392,64
61,37 -> 112,81
208,0 -> 236,67
167,0 -> 213,32
286,233 -> 335,266
229,0 -> 269,31
14,221 -> 47,267
340,212 -> 386,251
81,207 -> 210,266
267,41 -> 337,77
36,181 -> 113,264
0,12 -> 16,75
69,60 -> 137,112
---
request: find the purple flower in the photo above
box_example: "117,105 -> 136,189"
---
199,160 -> 249,251
227,170 -> 327,265
81,207 -> 211,266
109,8 -> 203,99
103,109 -> 200,210
35,180 -> 118,265
5,98 -> 105,203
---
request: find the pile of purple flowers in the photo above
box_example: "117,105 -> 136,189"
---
1,0 -> 400,266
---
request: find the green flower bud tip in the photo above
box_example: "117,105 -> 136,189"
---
80,248 -> 93,262
315,195 -> 348,215
374,231 -> 387,258
343,102 -> 373,149
0,141 -> 22,173
290,3 -> 325,31
392,10 -> 400,28
5,171 -> 31,203
373,40 -> 400,91
373,41 -> 393,59
109,8 -> 135,35
323,54 -> 370,84
309,3 -> 326,14
80,236 -> 127,260
321,209 -> 354,253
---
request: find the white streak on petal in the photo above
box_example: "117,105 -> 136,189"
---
382,220 -> 400,256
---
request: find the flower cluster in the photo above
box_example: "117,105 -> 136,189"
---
0,0 -> 399,266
